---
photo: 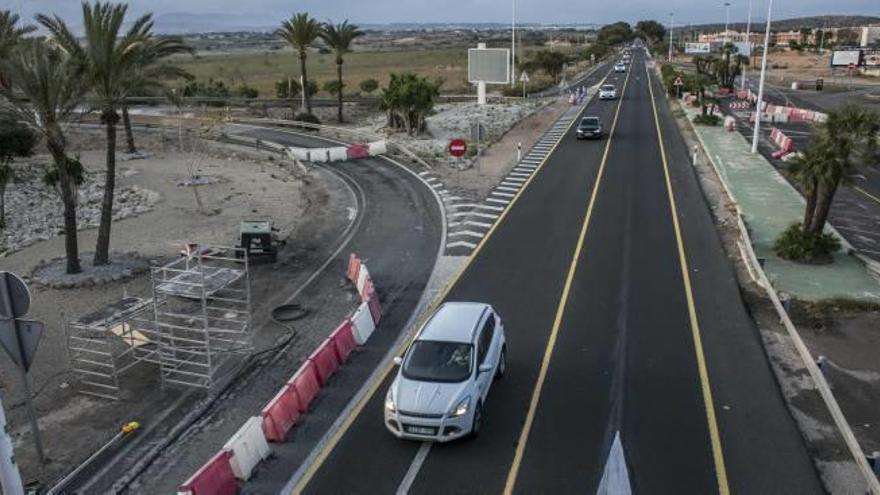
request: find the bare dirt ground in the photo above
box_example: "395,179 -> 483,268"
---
0,127 -> 351,489
668,95 -> 874,492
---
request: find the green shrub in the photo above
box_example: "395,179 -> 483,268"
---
693,114 -> 721,126
359,79 -> 379,94
293,113 -> 321,125
774,223 -> 840,263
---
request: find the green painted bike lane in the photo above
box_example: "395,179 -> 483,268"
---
682,105 -> 880,301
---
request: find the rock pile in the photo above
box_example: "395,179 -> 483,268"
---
0,163 -> 160,255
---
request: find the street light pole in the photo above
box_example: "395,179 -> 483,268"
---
751,0 -> 773,154
742,0 -> 752,90
668,13 -> 674,62
511,0 -> 516,87
724,2 -> 731,44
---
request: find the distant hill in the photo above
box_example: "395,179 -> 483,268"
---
151,12 -> 280,34
683,15 -> 880,33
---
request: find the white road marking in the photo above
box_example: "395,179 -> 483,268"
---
446,203 -> 478,210
509,173 -> 531,178
597,431 -> 632,495
468,212 -> 501,219
487,198 -> 510,205
418,171 -> 433,177
449,230 -> 485,239
492,191 -> 516,198
465,220 -> 494,228
448,221 -> 462,227
476,204 -> 506,211
497,186 -> 519,192
501,181 -> 524,188
447,240 -> 477,249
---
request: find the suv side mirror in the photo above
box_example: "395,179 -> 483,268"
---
478,363 -> 493,374
393,356 -> 403,366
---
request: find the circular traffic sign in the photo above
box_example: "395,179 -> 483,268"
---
448,139 -> 467,158
0,272 -> 30,319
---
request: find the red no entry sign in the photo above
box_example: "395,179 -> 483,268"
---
448,139 -> 467,158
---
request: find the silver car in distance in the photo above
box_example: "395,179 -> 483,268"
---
384,302 -> 507,441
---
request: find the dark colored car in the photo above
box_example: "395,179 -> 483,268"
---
576,116 -> 603,140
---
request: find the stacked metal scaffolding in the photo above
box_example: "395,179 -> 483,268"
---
150,245 -> 252,389
65,245 -> 252,399
65,297 -> 158,400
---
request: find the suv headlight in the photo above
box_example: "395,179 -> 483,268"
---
385,390 -> 396,412
450,396 -> 471,417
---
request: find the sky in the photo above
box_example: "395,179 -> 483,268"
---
2,0 -> 879,26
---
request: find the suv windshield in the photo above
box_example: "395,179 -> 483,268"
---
403,341 -> 473,382
581,118 -> 600,128
601,85 -> 615,91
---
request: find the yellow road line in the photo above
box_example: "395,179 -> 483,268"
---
644,61 -> 730,495
502,64 -> 633,495
290,66 -> 614,494
853,185 -> 880,206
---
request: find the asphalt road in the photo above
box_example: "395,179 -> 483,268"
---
287,52 -> 822,494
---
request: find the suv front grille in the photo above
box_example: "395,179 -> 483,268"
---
398,410 -> 444,419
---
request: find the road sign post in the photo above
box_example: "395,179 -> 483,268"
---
520,71 -> 530,99
0,390 -> 24,495
0,272 -> 46,465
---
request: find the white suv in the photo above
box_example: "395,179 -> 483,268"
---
599,84 -> 618,100
614,63 -> 627,73
384,302 -> 507,442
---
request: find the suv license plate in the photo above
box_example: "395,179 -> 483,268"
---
405,426 -> 437,435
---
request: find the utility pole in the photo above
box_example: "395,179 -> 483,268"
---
668,13 -> 674,62
742,0 -> 752,90
0,391 -> 24,495
511,0 -> 516,87
819,21 -> 827,53
751,0 -> 773,154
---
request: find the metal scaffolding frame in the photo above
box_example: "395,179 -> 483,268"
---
150,245 -> 252,390
65,297 -> 159,400
64,245 -> 252,399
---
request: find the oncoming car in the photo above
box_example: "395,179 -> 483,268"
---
384,302 -> 507,442
599,84 -> 618,100
614,63 -> 627,73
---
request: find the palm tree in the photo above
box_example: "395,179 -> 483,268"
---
320,20 -> 363,123
789,139 -> 835,229
807,105 -> 880,234
0,40 -> 87,273
276,13 -> 321,115
39,2 -> 190,266
0,10 -> 36,88
121,37 -> 193,153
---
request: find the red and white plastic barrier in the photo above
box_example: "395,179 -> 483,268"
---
769,127 -> 794,158
286,140 -> 388,164
224,417 -> 271,481
178,451 -> 238,495
181,253 -> 385,492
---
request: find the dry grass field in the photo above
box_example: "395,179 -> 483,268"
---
168,45 -> 581,96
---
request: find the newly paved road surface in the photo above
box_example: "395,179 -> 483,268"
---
288,52 -> 822,494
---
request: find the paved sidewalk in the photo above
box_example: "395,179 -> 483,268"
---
682,104 -> 880,301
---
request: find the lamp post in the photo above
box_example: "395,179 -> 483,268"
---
741,0 -> 752,90
724,2 -> 731,43
668,13 -> 674,62
751,0 -> 773,154
511,0 -> 516,87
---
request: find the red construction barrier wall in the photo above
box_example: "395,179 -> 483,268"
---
288,361 -> 320,412
330,320 -> 357,363
360,277 -> 374,302
347,143 -> 370,160
261,385 -> 302,442
178,450 -> 237,495
347,254 -> 361,284
367,289 -> 381,326
308,339 -> 340,386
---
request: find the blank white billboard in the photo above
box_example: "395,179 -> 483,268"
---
468,48 -> 510,84
685,43 -> 711,54
831,50 -> 861,67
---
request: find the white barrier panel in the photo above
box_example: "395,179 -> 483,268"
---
356,265 -> 370,296
368,140 -> 388,156
287,147 -> 310,161
313,149 -> 331,163
351,302 -> 375,345
328,147 -> 348,162
223,417 -> 271,481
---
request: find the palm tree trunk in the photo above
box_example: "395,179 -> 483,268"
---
336,62 -> 344,123
94,109 -> 119,266
122,104 -> 137,153
803,178 -> 817,229
46,131 -> 82,274
809,180 -> 839,235
300,51 -> 311,114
